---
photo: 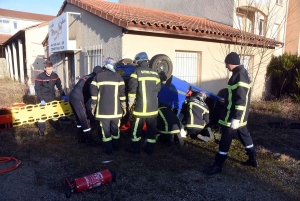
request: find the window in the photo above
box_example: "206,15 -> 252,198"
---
84,47 -> 103,75
259,19 -> 264,36
273,24 -> 280,40
236,8 -> 255,33
0,19 -> 11,33
253,0 -> 269,6
276,0 -> 282,5
14,21 -> 17,29
174,51 -> 201,86
236,15 -> 243,30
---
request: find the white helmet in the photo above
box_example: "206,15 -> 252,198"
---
103,57 -> 116,72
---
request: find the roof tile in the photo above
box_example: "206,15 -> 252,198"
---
0,34 -> 11,45
55,0 -> 282,47
0,8 -> 55,21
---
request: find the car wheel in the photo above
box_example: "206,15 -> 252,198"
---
149,54 -> 173,80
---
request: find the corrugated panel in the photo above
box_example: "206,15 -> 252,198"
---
174,52 -> 199,86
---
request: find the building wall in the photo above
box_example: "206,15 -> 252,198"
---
285,0 -> 300,54
119,0 -> 234,26
0,17 -> 43,35
233,0 -> 288,56
50,3 -> 123,91
122,33 -> 274,100
0,58 -> 7,78
25,26 -> 49,84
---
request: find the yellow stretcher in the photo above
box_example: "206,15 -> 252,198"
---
10,101 -> 73,127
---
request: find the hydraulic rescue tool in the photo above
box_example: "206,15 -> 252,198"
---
63,169 -> 116,198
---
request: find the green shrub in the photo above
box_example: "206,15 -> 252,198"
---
267,53 -> 300,102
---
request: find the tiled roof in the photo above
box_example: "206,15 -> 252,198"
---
0,8 -> 55,21
22,21 -> 49,30
0,34 -> 11,45
55,0 -> 281,47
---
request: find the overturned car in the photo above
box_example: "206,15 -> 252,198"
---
115,54 -> 224,126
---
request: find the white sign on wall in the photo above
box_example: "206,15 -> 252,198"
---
48,12 -> 79,53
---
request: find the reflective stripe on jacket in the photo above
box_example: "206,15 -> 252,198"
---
128,61 -> 161,117
218,65 -> 251,128
157,106 -> 181,134
90,68 -> 126,119
184,97 -> 209,129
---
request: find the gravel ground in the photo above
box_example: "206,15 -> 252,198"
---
1,114 -> 299,201
0,78 -> 299,200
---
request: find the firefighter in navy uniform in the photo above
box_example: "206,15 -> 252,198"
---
69,66 -> 102,146
203,52 -> 258,175
183,92 -> 213,142
34,61 -> 67,136
90,57 -> 126,155
156,105 -> 184,146
127,52 -> 161,155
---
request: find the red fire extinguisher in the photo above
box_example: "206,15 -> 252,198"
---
63,169 -> 116,198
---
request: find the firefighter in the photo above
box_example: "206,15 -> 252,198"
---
126,52 -> 161,155
90,57 -> 126,155
182,91 -> 213,142
203,52 -> 258,175
69,66 -> 102,146
34,61 -> 67,136
156,105 -> 184,146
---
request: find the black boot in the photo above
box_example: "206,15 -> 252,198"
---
37,122 -> 46,136
242,147 -> 258,167
85,131 -> 98,146
144,142 -> 155,155
203,153 -> 227,175
103,141 -> 113,155
241,155 -> 259,167
126,141 -> 141,154
203,163 -> 222,175
52,119 -> 62,131
112,139 -> 119,151
77,127 -> 86,143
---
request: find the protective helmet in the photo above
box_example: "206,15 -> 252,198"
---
195,92 -> 207,102
103,57 -> 116,72
133,52 -> 149,65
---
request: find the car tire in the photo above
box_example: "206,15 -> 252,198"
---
149,54 -> 173,80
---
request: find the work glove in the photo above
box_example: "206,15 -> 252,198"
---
121,102 -> 127,117
62,96 -> 68,102
40,100 -> 46,106
122,108 -> 127,117
128,104 -> 133,111
230,119 -> 240,129
128,97 -> 135,111
91,103 -> 97,115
